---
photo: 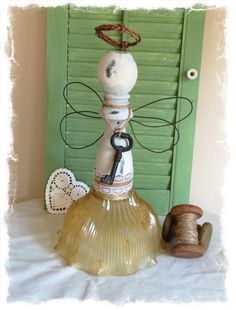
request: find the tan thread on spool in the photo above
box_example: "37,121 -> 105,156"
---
172,213 -> 199,245
162,204 -> 208,258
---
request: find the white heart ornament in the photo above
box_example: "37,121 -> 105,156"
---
45,168 -> 90,214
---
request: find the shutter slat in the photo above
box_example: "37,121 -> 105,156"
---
67,91 -> 102,103
69,49 -> 115,64
66,77 -> 178,95
128,126 -> 174,137
65,158 -> 171,176
70,19 -> 183,38
130,94 -> 177,109
70,7 -> 123,20
69,34 -> 181,53
66,123 -> 174,137
126,22 -> 183,39
70,19 -> 123,34
68,63 -> 180,82
127,9 -> 184,20
68,34 -> 120,49
66,146 -> 98,157
65,158 -> 94,171
133,80 -> 178,95
132,51 -> 180,67
65,106 -> 176,120
128,15 -> 183,23
66,148 -> 173,163
132,108 -> 176,118
138,66 -> 179,82
66,91 -> 178,110
135,162 -> 171,175
134,175 -> 170,190
133,151 -> 172,163
66,126 -> 103,134
66,132 -> 173,147
69,49 -> 180,67
66,170 -> 171,191
130,40 -> 181,54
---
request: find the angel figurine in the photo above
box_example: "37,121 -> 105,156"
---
55,24 -> 164,275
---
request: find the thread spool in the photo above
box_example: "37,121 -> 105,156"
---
162,204 -> 213,258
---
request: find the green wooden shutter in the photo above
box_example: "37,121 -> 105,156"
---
45,5 -> 205,215
123,9 -> 205,214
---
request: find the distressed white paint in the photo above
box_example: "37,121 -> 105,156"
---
97,51 -> 138,103
95,51 -> 137,192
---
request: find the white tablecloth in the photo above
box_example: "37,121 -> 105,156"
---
7,198 -> 226,304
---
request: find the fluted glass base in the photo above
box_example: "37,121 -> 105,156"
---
55,187 -> 163,275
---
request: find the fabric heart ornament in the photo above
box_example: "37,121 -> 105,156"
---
45,168 -> 90,214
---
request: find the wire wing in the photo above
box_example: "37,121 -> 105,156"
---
130,96 -> 193,153
60,81 -> 104,150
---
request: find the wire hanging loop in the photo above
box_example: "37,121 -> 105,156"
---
95,24 -> 141,52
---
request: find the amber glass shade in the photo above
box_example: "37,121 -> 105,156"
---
56,188 -> 163,276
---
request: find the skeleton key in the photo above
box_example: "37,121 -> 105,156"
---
100,132 -> 133,185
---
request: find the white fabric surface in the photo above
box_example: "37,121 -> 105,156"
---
7,198 -> 226,303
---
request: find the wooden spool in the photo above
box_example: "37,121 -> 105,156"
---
162,204 -> 213,258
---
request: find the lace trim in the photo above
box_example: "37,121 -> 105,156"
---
93,181 -> 133,196
94,169 -> 133,183
93,168 -> 133,195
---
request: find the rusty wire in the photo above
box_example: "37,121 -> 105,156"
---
95,24 -> 141,51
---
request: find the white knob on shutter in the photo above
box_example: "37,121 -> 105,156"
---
186,68 -> 198,80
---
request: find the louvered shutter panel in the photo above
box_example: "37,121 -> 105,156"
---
123,10 -> 183,214
46,6 -> 205,215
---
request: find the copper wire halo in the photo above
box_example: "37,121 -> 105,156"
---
95,24 -> 141,51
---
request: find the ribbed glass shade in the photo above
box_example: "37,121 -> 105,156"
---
56,188 -> 163,275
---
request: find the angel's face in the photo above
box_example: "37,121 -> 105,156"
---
97,51 -> 138,100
